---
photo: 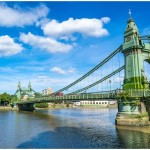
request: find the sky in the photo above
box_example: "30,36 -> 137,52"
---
0,1 -> 150,94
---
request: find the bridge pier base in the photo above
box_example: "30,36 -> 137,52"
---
17,103 -> 35,111
116,99 -> 149,126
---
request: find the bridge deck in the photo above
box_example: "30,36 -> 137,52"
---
16,89 -> 150,104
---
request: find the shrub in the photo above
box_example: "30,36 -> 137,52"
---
35,103 -> 48,108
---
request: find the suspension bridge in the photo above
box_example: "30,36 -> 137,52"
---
15,11 -> 150,126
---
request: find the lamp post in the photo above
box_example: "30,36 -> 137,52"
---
109,80 -> 111,93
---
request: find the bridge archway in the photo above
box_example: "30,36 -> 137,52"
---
143,60 -> 150,82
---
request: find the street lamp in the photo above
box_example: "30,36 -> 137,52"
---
109,80 -> 111,92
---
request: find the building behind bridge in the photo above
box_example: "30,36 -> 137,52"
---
73,100 -> 117,107
42,88 -> 53,95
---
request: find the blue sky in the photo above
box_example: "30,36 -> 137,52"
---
0,1 -> 150,94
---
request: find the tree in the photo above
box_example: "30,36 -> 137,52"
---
0,93 -> 18,106
0,93 -> 11,106
10,95 -> 18,104
35,103 -> 48,108
34,92 -> 42,98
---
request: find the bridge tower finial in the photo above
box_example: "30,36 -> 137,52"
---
128,9 -> 132,19
28,81 -> 32,91
18,81 -> 21,90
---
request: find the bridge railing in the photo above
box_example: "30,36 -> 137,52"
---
32,92 -> 116,102
16,89 -> 150,104
114,89 -> 150,98
129,89 -> 150,97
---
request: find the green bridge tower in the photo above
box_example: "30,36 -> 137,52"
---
123,11 -> 150,89
15,81 -> 36,101
116,10 -> 150,126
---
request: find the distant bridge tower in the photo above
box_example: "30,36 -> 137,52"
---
28,81 -> 32,91
15,81 -> 36,101
122,10 -> 150,89
16,81 -> 21,100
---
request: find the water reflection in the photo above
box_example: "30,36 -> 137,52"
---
16,126 -> 121,148
0,108 -> 150,148
116,127 -> 150,148
16,126 -> 150,149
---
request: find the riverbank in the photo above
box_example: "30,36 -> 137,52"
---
0,106 -> 18,111
35,103 -> 117,110
35,103 -> 73,110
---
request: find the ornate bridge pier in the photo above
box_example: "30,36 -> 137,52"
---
116,12 -> 150,126
14,81 -> 36,111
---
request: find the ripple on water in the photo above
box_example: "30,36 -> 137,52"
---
0,108 -> 150,148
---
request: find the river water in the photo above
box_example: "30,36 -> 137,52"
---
0,108 -> 150,148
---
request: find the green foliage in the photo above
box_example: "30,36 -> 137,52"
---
117,91 -> 140,106
117,91 -> 130,100
0,92 -> 14,105
10,95 -> 17,103
130,100 -> 140,106
35,103 -> 48,108
34,92 -> 42,98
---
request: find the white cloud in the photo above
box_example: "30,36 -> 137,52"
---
0,35 -> 23,56
101,17 -> 110,23
42,17 -> 110,39
50,67 -> 66,74
60,35 -> 77,41
50,67 -> 76,75
0,3 -> 49,27
36,18 -> 50,27
20,32 -> 73,53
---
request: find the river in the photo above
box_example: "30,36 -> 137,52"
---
0,107 -> 150,148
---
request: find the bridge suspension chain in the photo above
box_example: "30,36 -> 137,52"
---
139,35 -> 150,40
54,45 -> 123,94
68,65 -> 125,94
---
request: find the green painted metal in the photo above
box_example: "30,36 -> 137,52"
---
15,82 -> 36,100
115,12 -> 150,118
139,35 -> 150,41
16,89 -> 150,105
122,16 -> 150,90
54,45 -> 122,94
69,65 -> 125,94
16,81 -> 21,100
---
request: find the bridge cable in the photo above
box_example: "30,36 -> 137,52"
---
53,45 -> 123,94
68,65 -> 125,94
